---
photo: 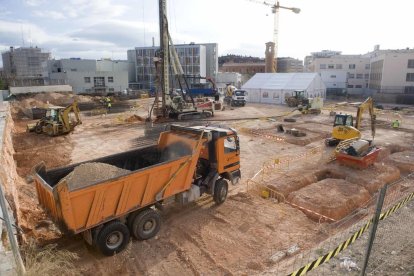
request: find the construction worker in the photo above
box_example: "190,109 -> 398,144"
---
107,101 -> 112,111
392,119 -> 400,128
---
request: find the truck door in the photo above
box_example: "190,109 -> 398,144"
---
217,135 -> 240,173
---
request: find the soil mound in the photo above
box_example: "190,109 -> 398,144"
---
59,162 -> 130,191
387,151 -> 414,173
287,179 -> 371,221
125,114 -> 144,123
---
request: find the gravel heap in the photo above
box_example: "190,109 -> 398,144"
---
59,162 -> 130,191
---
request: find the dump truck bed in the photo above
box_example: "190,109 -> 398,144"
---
34,129 -> 203,234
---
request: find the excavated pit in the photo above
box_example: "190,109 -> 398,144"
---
265,168 -> 346,199
287,179 -> 371,221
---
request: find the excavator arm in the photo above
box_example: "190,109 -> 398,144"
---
60,101 -> 82,132
354,97 -> 375,139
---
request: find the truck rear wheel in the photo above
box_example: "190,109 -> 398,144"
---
130,209 -> 161,240
96,221 -> 130,256
213,179 -> 228,204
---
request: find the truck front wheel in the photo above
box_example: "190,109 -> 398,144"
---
96,221 -> 130,256
213,179 -> 228,204
130,208 -> 161,240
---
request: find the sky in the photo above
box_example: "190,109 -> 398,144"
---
0,0 -> 413,67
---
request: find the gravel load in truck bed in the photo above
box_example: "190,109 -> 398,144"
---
59,162 -> 131,191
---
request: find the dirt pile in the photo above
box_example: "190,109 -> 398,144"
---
287,179 -> 371,221
59,162 -> 130,190
387,151 -> 414,173
125,114 -> 144,123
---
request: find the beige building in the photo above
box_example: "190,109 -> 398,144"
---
277,57 -> 304,73
368,49 -> 414,94
219,62 -> 265,75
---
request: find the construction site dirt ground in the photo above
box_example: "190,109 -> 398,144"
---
8,95 -> 414,275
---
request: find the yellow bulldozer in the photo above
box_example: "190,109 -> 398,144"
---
27,101 -> 82,136
325,97 -> 376,146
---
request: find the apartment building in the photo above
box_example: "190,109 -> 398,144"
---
305,51 -> 370,95
1,46 -> 50,86
277,57 -> 304,73
128,43 -> 217,90
368,49 -> 414,94
45,58 -> 128,94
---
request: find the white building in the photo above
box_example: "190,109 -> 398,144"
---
305,51 -> 370,95
368,48 -> 414,94
45,58 -> 129,94
241,73 -> 326,104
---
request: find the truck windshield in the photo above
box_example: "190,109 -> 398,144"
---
235,91 -> 246,96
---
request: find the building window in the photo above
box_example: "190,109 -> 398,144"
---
109,88 -> 115,92
347,85 -> 354,88
84,77 -> 91,83
348,73 -> 355,79
94,77 -> 105,87
262,92 -> 269,98
349,64 -> 356,69
355,85 -> 362,88
336,64 -> 342,69
320,64 -> 326,69
405,86 -> 414,94
364,74 -> 369,79
328,64 -> 334,69
108,76 -> 114,83
70,68 -> 77,72
406,73 -> 414,82
330,75 -> 336,78
408,60 -> 414,68
365,64 -> 370,70
356,74 -> 363,79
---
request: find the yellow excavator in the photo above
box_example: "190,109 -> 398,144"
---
325,97 -> 376,146
27,101 -> 82,136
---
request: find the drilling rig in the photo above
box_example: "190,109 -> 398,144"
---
150,0 -> 213,120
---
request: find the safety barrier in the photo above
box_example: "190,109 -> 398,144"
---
288,176 -> 414,275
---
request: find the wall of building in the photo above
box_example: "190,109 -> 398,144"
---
129,44 -> 209,90
1,47 -> 50,78
220,63 -> 265,75
277,57 -> 304,73
46,59 -> 128,94
203,43 -> 218,78
9,84 -> 72,94
370,51 -> 414,93
308,55 -> 370,94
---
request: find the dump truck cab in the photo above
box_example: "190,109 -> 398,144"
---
191,126 -> 241,179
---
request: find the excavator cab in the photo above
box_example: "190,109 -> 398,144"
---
333,114 -> 353,127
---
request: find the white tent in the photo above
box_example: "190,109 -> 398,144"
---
241,73 -> 326,104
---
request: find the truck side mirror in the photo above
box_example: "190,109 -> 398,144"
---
235,136 -> 240,154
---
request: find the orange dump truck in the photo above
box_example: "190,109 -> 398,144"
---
33,125 -> 241,255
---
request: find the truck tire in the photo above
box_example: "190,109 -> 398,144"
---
213,179 -> 228,204
96,221 -> 130,256
130,209 -> 161,240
